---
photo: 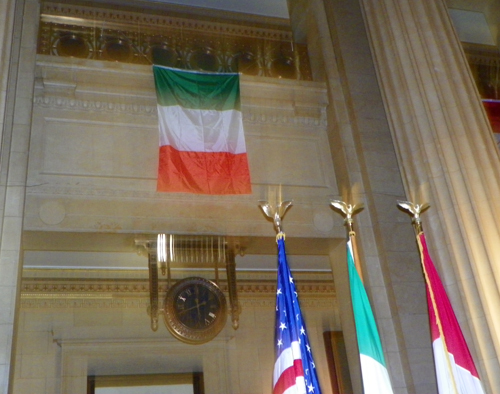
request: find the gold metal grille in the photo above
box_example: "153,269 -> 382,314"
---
37,2 -> 312,80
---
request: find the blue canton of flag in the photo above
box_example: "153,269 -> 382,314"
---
273,236 -> 322,394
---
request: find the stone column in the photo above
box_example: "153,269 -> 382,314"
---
359,0 -> 500,391
0,0 -> 38,392
289,0 -> 437,392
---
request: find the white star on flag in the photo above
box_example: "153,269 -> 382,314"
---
273,236 -> 322,394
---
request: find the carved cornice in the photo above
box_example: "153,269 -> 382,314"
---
34,95 -> 157,116
20,278 -> 335,308
33,95 -> 327,127
41,2 -> 293,41
21,278 -> 335,295
20,296 -> 335,309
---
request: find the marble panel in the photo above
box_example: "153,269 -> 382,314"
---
6,151 -> 28,186
12,97 -> 33,126
392,282 -> 428,315
238,369 -> 266,394
0,289 -> 15,326
62,376 -> 86,394
10,124 -> 30,153
0,324 -> 13,365
385,251 -> 425,283
4,186 -> 24,217
0,216 -> 22,251
18,46 -> 37,76
362,149 -> 399,170
12,378 -> 46,394
385,350 -> 407,391
39,119 -> 157,179
0,364 -> 8,394
399,313 -> 433,350
19,354 -> 51,379
45,378 -> 59,394
0,251 -> 17,288
17,330 -> 50,356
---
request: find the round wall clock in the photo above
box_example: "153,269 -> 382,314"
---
163,277 -> 227,344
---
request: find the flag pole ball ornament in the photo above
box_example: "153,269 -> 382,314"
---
153,65 -> 251,195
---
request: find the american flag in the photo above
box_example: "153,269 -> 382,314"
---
273,236 -> 322,394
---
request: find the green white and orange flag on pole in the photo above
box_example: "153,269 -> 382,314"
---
152,65 -> 251,194
330,200 -> 394,394
347,235 -> 394,394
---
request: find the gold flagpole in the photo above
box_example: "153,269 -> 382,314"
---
330,200 -> 364,282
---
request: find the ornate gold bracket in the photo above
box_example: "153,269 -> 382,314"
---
225,248 -> 241,329
136,235 -> 241,333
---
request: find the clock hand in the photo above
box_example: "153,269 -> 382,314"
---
178,301 -> 207,315
196,297 -> 201,319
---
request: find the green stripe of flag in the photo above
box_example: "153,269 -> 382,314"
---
153,65 -> 241,111
347,241 -> 387,367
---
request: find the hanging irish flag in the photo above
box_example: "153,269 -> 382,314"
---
417,233 -> 485,394
347,239 -> 394,394
152,65 -> 251,194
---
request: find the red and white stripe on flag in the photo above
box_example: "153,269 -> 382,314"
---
273,341 -> 305,394
418,233 -> 485,394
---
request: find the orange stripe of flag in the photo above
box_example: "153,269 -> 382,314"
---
157,145 -> 251,194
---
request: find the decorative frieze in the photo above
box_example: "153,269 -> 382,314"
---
38,2 -> 312,80
21,278 -> 335,295
33,94 -> 326,127
41,2 -> 293,41
20,296 -> 335,309
20,277 -> 335,309
34,95 -> 157,115
34,94 -> 327,130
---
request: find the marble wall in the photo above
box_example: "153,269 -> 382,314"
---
4,0 -> 494,392
25,55 -> 339,239
13,282 -> 338,394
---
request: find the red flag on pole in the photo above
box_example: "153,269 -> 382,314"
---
417,233 -> 485,394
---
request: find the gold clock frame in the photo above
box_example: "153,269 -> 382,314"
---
163,277 -> 227,344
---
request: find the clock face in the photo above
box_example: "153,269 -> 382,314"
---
164,277 -> 227,344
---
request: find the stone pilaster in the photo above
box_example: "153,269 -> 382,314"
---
0,0 -> 38,392
359,0 -> 500,391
